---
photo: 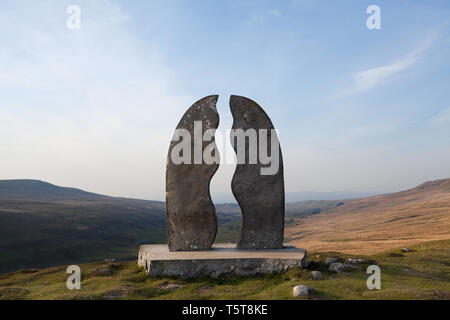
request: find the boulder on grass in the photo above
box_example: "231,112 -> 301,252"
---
345,258 -> 365,264
328,262 -> 360,273
293,285 -> 312,297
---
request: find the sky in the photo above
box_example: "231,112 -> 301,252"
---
0,0 -> 449,202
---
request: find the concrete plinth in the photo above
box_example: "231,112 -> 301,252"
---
138,243 -> 307,279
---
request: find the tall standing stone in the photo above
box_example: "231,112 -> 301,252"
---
230,95 -> 285,250
166,95 -> 220,251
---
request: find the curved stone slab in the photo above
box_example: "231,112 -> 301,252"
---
166,95 -> 220,251
230,95 -> 285,250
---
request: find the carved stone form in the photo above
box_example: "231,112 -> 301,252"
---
230,95 -> 285,250
166,95 -> 220,251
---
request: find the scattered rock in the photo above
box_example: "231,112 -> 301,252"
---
328,262 -> 360,273
310,271 -> 323,280
325,258 -> 338,265
293,285 -> 312,297
345,258 -> 365,264
328,263 -> 344,273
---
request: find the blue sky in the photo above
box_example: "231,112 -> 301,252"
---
0,0 -> 449,201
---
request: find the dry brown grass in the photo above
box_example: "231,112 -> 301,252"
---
285,178 -> 450,254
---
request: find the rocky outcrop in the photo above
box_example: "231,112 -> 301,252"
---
310,270 -> 323,280
328,262 -> 360,273
325,257 -> 338,265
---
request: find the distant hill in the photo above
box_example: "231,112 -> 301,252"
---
0,180 -> 336,273
286,178 -> 450,254
0,180 -> 168,273
285,191 -> 380,202
0,180 -> 110,201
3,178 -> 446,273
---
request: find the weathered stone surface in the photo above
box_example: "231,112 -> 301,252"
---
293,285 -> 312,297
328,262 -> 360,273
345,258 -> 365,264
325,257 -> 338,265
138,244 -> 307,279
166,95 -> 220,251
229,95 -> 285,250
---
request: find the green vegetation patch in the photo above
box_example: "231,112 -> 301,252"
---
0,239 -> 449,300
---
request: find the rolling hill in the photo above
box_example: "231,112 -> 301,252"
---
0,180 -> 169,273
0,180 -> 336,273
2,178 -> 448,273
285,178 -> 450,254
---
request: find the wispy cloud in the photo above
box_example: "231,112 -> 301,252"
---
329,34 -> 438,100
353,57 -> 416,93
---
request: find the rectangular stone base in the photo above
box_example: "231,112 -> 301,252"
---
138,243 -> 307,279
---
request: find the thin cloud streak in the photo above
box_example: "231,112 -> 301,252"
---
328,34 -> 438,101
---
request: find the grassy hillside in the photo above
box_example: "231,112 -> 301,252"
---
286,178 -> 450,254
1,239 -> 448,300
0,180 -> 337,273
3,178 -> 448,273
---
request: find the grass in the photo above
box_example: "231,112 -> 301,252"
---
1,239 -> 448,300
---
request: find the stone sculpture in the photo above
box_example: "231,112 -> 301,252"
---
230,95 -> 285,250
165,94 -> 285,251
